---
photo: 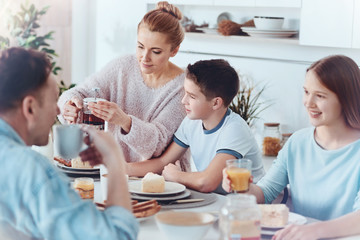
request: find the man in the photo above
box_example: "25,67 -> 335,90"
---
0,47 -> 138,239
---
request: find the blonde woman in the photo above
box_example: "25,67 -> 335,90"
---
59,2 -> 189,169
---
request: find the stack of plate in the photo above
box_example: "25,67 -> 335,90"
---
55,162 -> 100,179
128,180 -> 190,202
128,180 -> 218,209
241,27 -> 298,38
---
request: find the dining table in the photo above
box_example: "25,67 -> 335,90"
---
91,181 -> 360,240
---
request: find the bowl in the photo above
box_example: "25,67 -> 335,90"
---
155,211 -> 216,240
254,16 -> 284,30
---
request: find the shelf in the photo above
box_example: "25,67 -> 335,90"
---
185,32 -> 299,45
180,32 -> 310,65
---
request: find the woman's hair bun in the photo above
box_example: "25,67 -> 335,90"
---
156,1 -> 183,20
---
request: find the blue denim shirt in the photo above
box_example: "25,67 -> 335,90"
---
0,118 -> 138,240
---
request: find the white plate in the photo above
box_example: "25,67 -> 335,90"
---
137,215 -> 154,223
131,189 -> 191,201
128,180 -> 186,196
261,212 -> 307,230
241,27 -> 298,38
56,162 -> 100,172
242,27 -> 298,32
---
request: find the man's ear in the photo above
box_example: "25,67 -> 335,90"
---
170,45 -> 180,57
22,95 -> 38,125
212,97 -> 224,110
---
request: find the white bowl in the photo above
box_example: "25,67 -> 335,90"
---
155,211 -> 216,240
254,16 -> 284,30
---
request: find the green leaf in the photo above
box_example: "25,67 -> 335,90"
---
24,13 -> 30,22
25,35 -> 36,43
44,31 -> 54,40
39,6 -> 50,15
30,4 -> 35,14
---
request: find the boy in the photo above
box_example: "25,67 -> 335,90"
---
127,59 -> 265,193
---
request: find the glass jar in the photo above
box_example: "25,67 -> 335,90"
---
281,133 -> 292,148
219,194 -> 261,240
262,123 -> 281,156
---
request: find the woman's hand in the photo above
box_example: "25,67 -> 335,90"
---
62,97 -> 82,124
272,223 -> 321,240
221,168 -> 253,193
222,168 -> 231,193
88,100 -> 132,132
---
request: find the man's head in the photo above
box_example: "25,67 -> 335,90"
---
0,47 -> 60,146
182,59 -> 239,120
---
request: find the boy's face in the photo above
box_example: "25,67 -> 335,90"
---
181,78 -> 215,120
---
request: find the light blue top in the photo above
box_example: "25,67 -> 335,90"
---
174,109 -> 265,183
0,118 -> 138,240
257,127 -> 360,221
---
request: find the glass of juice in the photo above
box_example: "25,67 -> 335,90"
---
226,159 -> 252,193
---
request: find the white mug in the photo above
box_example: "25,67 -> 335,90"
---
53,124 -> 86,159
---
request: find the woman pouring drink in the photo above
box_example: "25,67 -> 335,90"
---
58,2 -> 189,168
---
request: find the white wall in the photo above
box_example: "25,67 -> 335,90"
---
72,0 -> 147,83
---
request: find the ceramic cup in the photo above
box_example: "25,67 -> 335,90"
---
53,124 -> 86,159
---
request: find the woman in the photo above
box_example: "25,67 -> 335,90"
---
223,55 -> 360,240
58,2 -> 189,169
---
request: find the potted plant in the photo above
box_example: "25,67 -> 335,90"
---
229,75 -> 271,127
0,2 -> 75,96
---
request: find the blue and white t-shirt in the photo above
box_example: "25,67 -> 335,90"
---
174,109 -> 265,183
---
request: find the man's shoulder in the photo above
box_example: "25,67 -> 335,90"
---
1,142 -> 55,174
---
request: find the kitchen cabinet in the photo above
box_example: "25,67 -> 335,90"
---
300,0 -> 360,48
146,0 -> 301,8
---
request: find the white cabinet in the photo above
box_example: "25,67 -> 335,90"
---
300,0 -> 359,48
146,0 -> 301,8
255,0 -> 301,8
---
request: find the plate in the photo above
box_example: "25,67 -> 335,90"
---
261,212 -> 307,229
131,189 -> 191,201
241,27 -> 298,38
56,162 -> 100,172
128,180 -> 186,196
137,215 -> 153,223
242,27 -> 298,32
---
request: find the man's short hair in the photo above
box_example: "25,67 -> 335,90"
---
0,47 -> 52,112
186,59 -> 239,106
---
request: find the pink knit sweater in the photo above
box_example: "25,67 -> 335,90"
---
58,55 -> 188,168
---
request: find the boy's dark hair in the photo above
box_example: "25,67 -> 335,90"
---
0,47 -> 51,113
186,59 -> 239,106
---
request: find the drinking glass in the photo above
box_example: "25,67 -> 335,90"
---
226,159 -> 252,193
